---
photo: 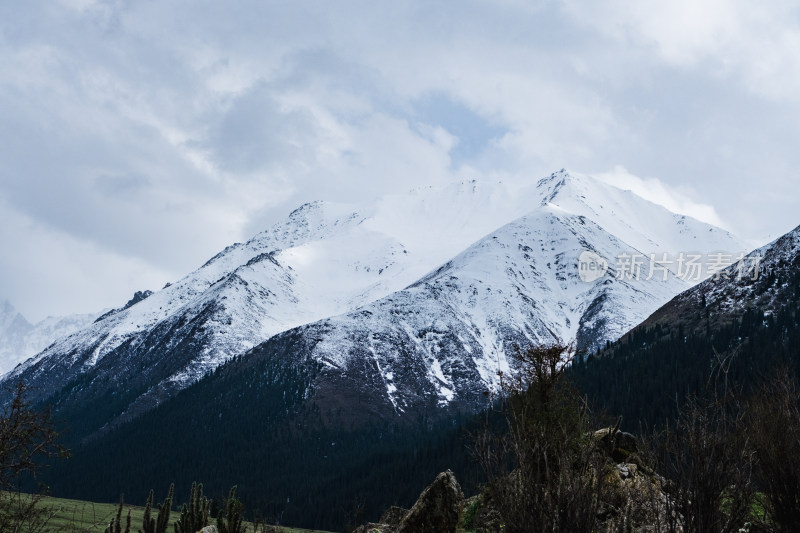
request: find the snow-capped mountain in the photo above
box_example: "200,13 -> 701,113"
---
1,170 -> 745,436
0,301 -> 32,374
0,300 -> 99,375
256,207 -> 690,421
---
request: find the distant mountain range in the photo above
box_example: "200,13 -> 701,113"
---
0,300 -> 99,375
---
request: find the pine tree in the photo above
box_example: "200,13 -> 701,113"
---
217,486 -> 246,533
105,496 -> 131,533
174,482 -> 210,533
140,484 -> 174,533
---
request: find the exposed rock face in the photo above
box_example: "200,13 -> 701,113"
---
379,506 -> 408,526
600,461 -> 674,531
461,493 -> 503,533
355,470 -> 464,533
396,470 -> 464,533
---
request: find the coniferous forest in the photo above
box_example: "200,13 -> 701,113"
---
570,267 -> 800,428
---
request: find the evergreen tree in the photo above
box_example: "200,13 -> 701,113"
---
141,484 -> 173,533
174,482 -> 210,533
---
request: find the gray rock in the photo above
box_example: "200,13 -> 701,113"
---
461,493 -> 502,533
396,470 -> 464,533
379,506 -> 408,526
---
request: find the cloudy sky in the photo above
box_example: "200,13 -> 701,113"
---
2,0 -> 799,322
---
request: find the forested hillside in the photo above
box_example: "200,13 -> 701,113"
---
571,240 -> 800,427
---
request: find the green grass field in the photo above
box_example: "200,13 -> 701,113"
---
7,493 -> 334,533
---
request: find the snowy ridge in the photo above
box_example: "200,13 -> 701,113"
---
539,172 -> 743,258
280,208 -> 687,417
2,170 -> 746,430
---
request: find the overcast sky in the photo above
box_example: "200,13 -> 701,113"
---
2,0 -> 800,322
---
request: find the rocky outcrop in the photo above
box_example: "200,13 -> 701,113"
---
355,470 -> 464,533
460,493 -> 503,533
397,470 -> 463,533
599,461 -> 675,531
355,431 -> 678,533
379,506 -> 408,526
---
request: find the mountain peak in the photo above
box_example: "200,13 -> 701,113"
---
1,300 -> 100,375
0,299 -> 29,329
536,168 -> 572,191
0,299 -> 17,315
536,169 -> 608,207
286,200 -> 326,219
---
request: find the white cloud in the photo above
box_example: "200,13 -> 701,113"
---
0,199 -> 173,322
562,0 -> 800,103
1,1 -> 799,318
593,166 -> 728,229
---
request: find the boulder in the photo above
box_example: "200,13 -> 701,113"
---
198,527 -> 218,533
598,461 -> 676,531
379,506 -> 408,526
461,493 -> 502,533
396,470 -> 464,533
